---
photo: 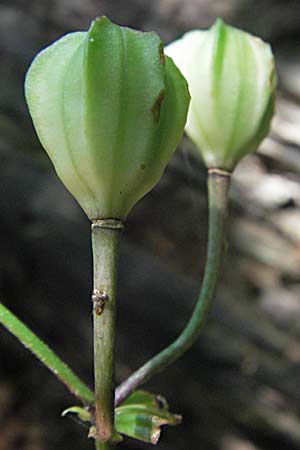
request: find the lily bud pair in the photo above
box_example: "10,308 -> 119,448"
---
25,17 -> 276,220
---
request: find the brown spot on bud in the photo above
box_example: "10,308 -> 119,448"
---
159,43 -> 165,64
152,89 -> 166,122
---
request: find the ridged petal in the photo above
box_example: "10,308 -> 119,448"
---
166,19 -> 276,171
25,17 -> 190,219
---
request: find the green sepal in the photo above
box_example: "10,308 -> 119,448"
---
62,405 -> 92,422
62,406 -> 123,443
115,390 -> 181,444
62,390 -> 181,445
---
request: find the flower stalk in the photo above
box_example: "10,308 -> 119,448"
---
115,169 -> 230,406
92,220 -> 123,443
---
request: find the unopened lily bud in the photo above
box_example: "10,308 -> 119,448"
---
166,19 -> 276,171
25,17 -> 190,220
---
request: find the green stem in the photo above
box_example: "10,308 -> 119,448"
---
0,302 -> 94,404
95,440 -> 112,450
92,220 -> 122,442
115,169 -> 230,406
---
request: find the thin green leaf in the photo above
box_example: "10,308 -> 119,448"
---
0,302 -> 94,404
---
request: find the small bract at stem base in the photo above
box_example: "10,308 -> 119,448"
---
92,219 -> 123,442
115,169 -> 231,405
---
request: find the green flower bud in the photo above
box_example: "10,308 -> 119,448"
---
25,17 -> 190,220
165,19 -> 276,171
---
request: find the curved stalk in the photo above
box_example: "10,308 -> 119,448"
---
0,302 -> 94,404
92,220 -> 123,442
115,169 -> 231,406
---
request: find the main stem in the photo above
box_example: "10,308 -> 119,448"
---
115,169 -> 230,406
92,220 -> 122,444
96,441 -> 112,450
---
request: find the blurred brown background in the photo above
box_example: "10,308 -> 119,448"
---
1,1 -> 300,449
